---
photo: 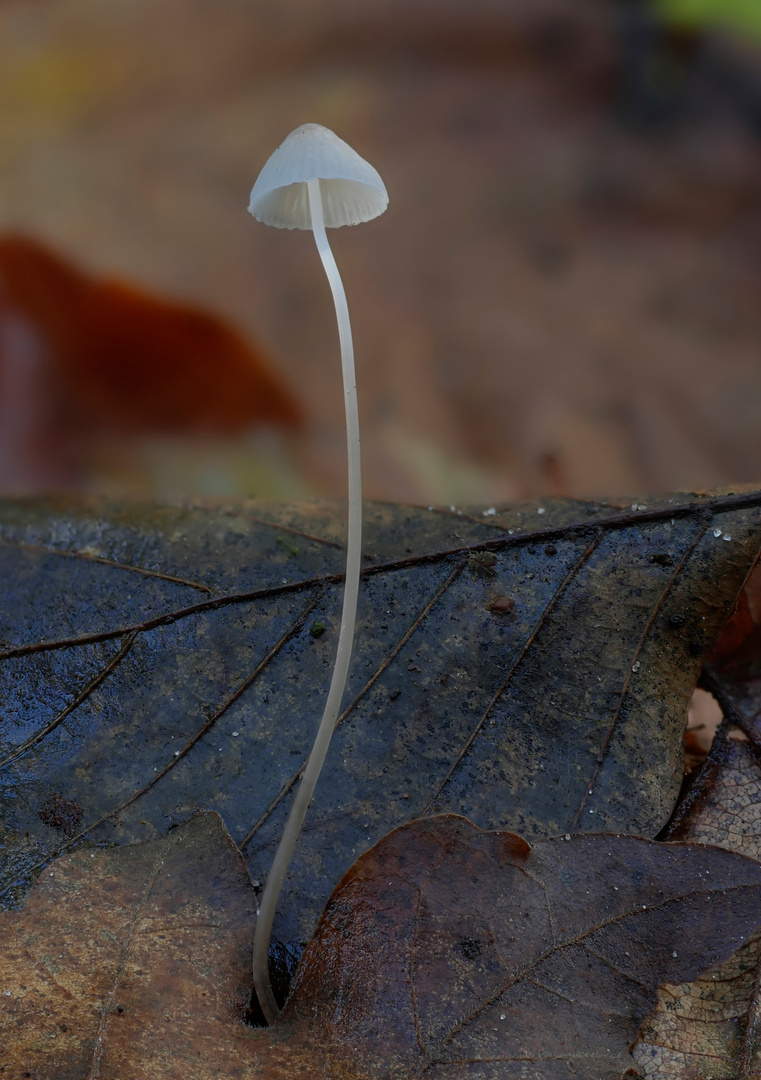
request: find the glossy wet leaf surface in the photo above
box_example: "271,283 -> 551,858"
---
0,490 -> 759,964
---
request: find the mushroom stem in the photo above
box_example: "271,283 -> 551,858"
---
252,178 -> 362,1025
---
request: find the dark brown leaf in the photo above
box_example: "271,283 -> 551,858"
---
0,491 -> 758,965
5,812 -> 761,1079
281,815 -> 761,1079
706,560 -> 761,669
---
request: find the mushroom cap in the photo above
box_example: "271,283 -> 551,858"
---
248,123 -> 388,230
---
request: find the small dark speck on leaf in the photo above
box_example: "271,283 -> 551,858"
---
460,937 -> 482,960
310,621 -> 326,639
669,613 -> 686,627
486,594 -> 515,614
544,544 -> 557,556
38,794 -> 83,835
688,640 -> 704,657
390,690 -> 401,701
650,552 -> 674,567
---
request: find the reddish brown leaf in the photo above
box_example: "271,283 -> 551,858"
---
706,554 -> 761,670
280,815 -> 761,1079
0,233 -> 303,434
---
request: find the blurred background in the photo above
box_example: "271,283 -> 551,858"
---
0,0 -> 760,506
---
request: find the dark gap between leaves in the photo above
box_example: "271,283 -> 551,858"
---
246,941 -> 300,1027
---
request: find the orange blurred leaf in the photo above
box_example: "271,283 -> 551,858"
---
0,233 -> 303,434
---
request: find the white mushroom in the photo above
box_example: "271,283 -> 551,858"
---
248,123 -> 388,1024
248,123 -> 387,230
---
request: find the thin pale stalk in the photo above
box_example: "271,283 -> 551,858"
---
252,178 -> 362,1024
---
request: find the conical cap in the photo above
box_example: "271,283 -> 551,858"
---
248,124 -> 388,230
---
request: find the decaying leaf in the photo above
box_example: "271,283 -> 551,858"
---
0,811 -> 261,1078
281,815 -> 761,1080
4,811 -> 761,1079
706,560 -> 761,670
634,733 -> 761,1078
0,491 -> 759,964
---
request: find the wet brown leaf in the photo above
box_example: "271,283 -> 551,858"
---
4,811 -> 761,1079
635,734 -> 761,1078
280,815 -> 761,1080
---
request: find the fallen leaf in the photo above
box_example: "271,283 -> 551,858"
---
0,490 -> 758,966
0,811 -> 260,1078
635,731 -> 761,1078
706,559 -> 761,669
696,665 -> 761,762
4,811 -> 761,1079
282,815 -> 761,1080
0,233 -> 303,436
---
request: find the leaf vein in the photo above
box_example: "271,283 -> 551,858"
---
570,515 -> 711,828
0,632 -> 138,770
0,590 -> 324,904
0,538 -> 213,593
423,532 -> 603,813
238,566 -> 464,850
